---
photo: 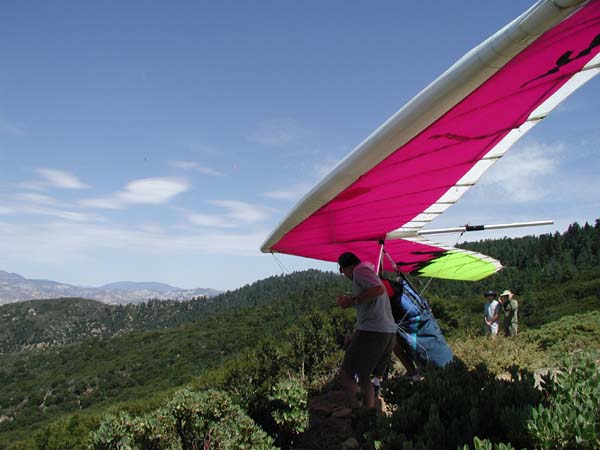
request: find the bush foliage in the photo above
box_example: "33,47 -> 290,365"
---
268,378 -> 309,449
89,388 -> 276,450
368,353 -> 600,450
528,354 -> 600,450
368,360 -> 541,450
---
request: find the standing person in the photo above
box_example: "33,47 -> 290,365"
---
336,252 -> 397,410
500,290 -> 519,336
483,290 -> 501,339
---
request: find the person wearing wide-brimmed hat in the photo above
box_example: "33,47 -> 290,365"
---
499,290 -> 519,336
483,290 -> 501,338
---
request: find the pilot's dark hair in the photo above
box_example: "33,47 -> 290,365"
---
338,252 -> 361,268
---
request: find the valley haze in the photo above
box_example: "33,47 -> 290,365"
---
0,269 -> 221,305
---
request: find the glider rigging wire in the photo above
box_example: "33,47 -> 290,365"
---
271,252 -> 290,275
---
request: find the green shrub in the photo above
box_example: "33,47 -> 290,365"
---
89,411 -> 175,450
368,360 -> 541,450
203,310 -> 350,436
451,335 -> 545,374
216,339 -> 288,435
373,354 -> 600,450
461,436 -> 520,450
89,388 -> 276,450
523,311 -> 600,359
527,354 -> 600,450
287,315 -> 333,382
268,377 -> 309,448
31,414 -> 101,450
167,389 -> 275,450
89,412 -> 137,450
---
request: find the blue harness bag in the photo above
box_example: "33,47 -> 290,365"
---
383,276 -> 453,369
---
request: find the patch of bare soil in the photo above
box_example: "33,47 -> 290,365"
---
294,388 -> 391,450
294,390 -> 355,450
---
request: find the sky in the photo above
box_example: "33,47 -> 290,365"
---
1,1 -> 598,291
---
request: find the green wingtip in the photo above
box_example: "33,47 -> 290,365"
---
415,250 -> 499,281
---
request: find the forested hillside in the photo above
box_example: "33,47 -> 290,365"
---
1,221 -> 599,449
0,270 -> 345,353
0,270 -> 351,446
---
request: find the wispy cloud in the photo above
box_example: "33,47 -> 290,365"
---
264,182 -> 312,201
24,207 -> 94,222
261,154 -> 342,202
80,177 -> 189,209
186,200 -> 273,229
247,119 -> 312,147
20,168 -> 90,191
477,141 -> 561,202
0,192 -> 99,222
170,160 -> 223,176
0,220 -> 267,264
0,204 -> 97,222
210,200 -> 271,224
189,213 -> 236,228
15,193 -> 58,205
36,168 -> 90,189
429,137 -> 598,241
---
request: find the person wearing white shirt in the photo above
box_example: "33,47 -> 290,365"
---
483,290 -> 500,339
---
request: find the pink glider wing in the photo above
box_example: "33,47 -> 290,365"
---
262,1 -> 600,280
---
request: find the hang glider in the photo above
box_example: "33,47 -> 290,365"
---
261,0 -> 600,281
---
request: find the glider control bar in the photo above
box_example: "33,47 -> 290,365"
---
415,220 -> 554,236
385,220 -> 553,239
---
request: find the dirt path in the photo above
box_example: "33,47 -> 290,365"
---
294,390 -> 361,450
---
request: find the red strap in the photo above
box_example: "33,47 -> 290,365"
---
381,278 -> 394,297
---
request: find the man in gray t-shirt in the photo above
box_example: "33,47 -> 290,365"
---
337,252 -> 396,409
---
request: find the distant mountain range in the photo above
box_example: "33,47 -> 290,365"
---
0,270 -> 222,305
